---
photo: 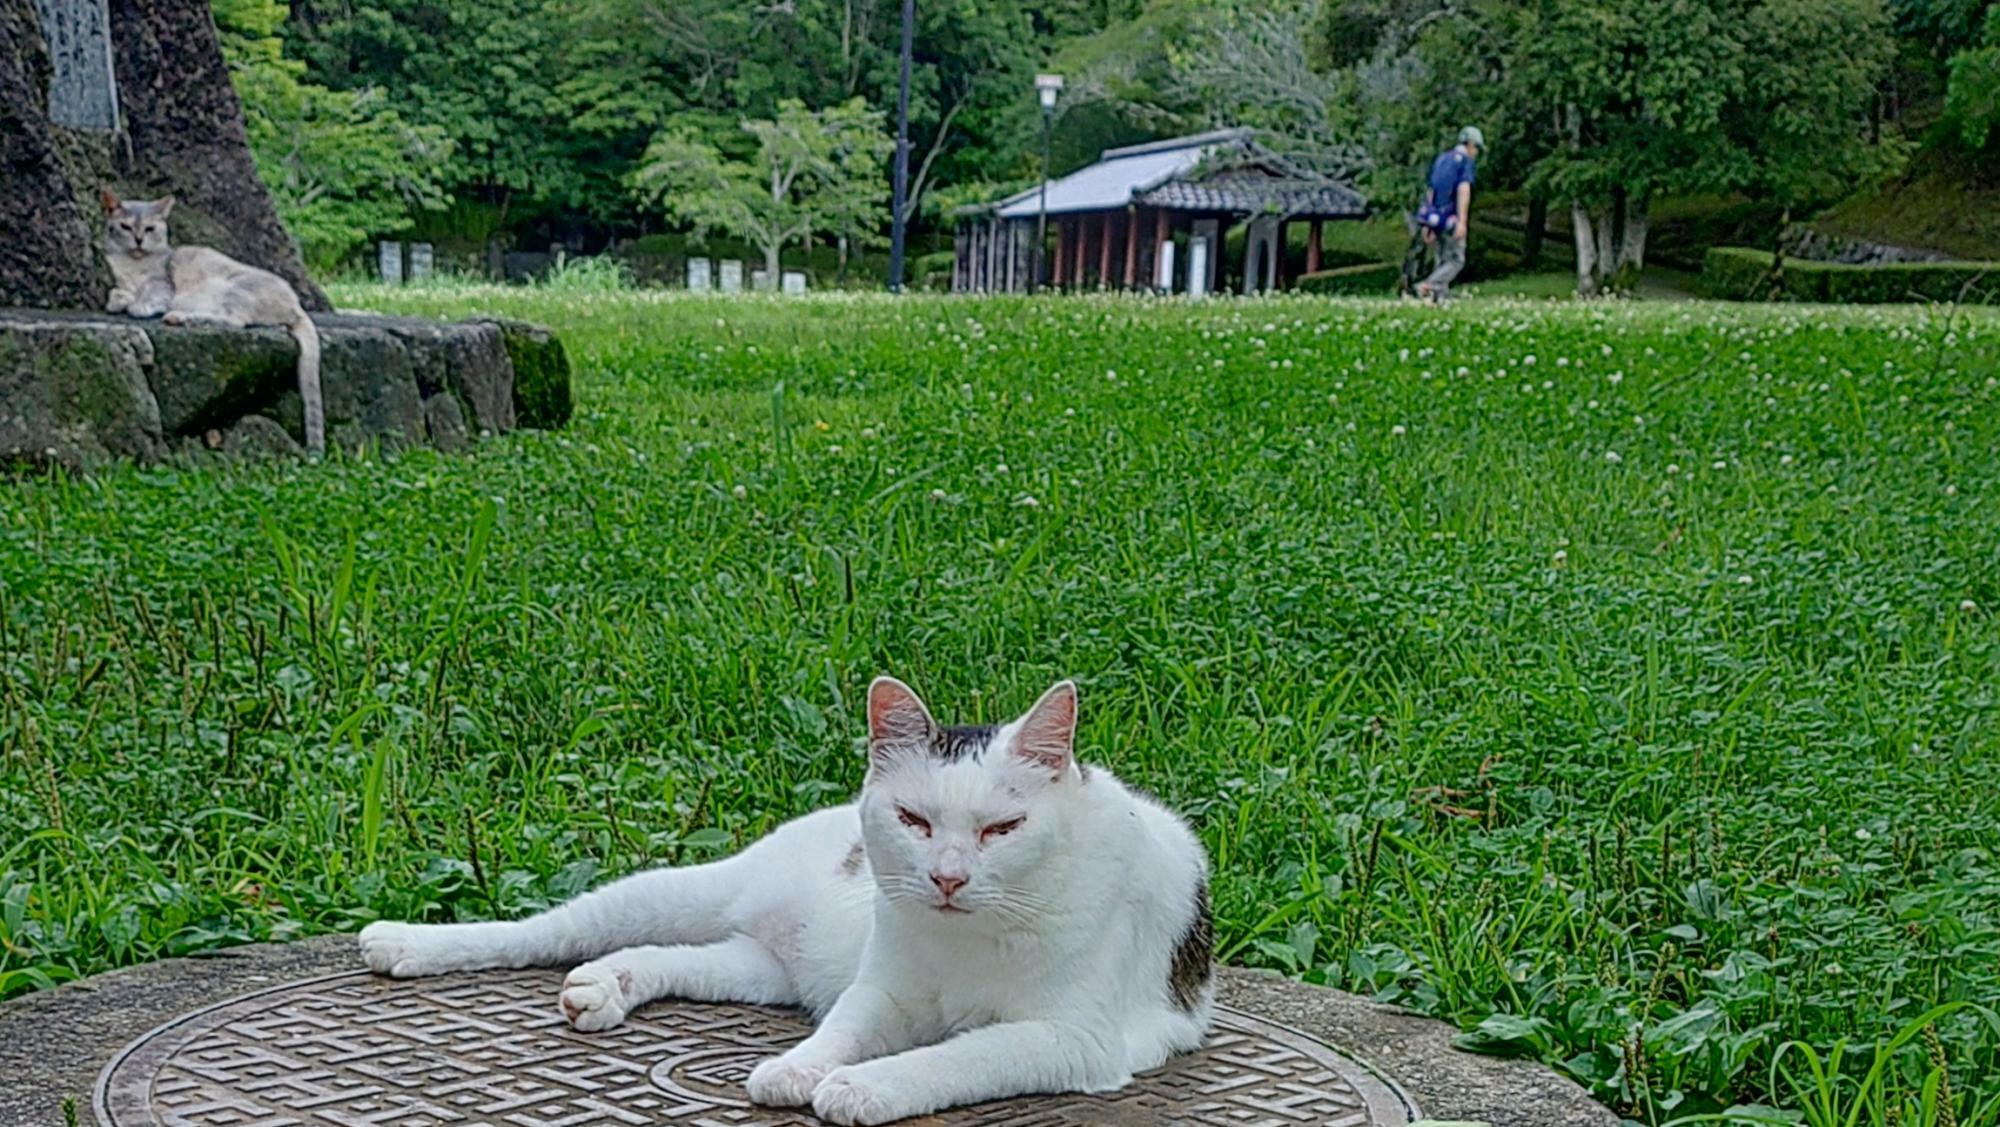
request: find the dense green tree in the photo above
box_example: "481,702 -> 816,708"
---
632,99 -> 891,282
213,0 -> 451,267
1944,7 -> 2000,148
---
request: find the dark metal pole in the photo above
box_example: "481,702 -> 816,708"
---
1032,107 -> 1052,294
887,0 -> 914,293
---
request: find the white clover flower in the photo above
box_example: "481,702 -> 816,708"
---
1015,494 -> 1040,508
1666,464 -> 1680,475
828,444 -> 842,455
1609,372 -> 1623,384
1391,424 -> 1407,437
732,484 -> 748,500
1780,454 -> 1794,466
1552,548 -> 1567,565
1603,450 -> 1622,464
929,488 -> 947,502
1064,407 -> 1076,417
1962,599 -> 1978,614
1712,460 -> 1727,470
996,463 -> 1009,474
1738,575 -> 1754,586
861,427 -> 877,440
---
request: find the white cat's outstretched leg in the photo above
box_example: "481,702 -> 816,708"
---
560,935 -> 795,1032
358,855 -> 749,978
810,1019 -> 1122,1126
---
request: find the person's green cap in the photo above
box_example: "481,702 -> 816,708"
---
1458,126 -> 1486,149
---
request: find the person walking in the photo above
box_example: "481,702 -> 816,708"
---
1409,126 -> 1484,303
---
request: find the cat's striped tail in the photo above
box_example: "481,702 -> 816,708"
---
290,312 -> 324,456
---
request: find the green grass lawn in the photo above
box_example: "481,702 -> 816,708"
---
4,287 -> 1997,1122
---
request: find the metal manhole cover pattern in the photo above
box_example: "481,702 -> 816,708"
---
96,969 -> 1417,1127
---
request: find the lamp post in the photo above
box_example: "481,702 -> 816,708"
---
887,0 -> 914,293
1030,73 -> 1062,295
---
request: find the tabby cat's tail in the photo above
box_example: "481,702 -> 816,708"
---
291,313 -> 324,456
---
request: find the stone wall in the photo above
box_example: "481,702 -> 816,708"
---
0,310 -> 573,470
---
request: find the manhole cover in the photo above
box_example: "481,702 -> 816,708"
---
95,969 -> 1417,1126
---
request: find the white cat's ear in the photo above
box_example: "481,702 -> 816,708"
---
155,195 -> 176,217
1011,680 -> 1077,779
100,188 -> 120,215
867,676 -> 934,769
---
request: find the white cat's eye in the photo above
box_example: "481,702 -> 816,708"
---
980,817 -> 1025,842
896,806 -> 931,836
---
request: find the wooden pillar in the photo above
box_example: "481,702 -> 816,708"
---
1073,218 -> 1087,289
1274,221 -> 1288,289
1307,219 -> 1323,275
1054,219 -> 1067,291
1098,212 -> 1114,289
1124,208 -> 1141,289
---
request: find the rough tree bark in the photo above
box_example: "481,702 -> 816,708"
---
0,0 -> 328,311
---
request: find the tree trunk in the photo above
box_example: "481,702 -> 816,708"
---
1522,196 -> 1547,269
764,241 -> 781,289
0,0 -> 327,310
837,233 -> 849,285
1617,194 -> 1649,280
1572,203 -> 1601,296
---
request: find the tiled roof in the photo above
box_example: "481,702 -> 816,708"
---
1138,175 -> 1367,217
981,129 -> 1367,220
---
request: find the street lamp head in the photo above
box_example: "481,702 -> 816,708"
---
1035,73 -> 1064,112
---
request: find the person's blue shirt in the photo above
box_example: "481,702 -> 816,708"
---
1427,147 -> 1476,220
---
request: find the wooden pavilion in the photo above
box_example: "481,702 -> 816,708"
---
953,129 -> 1368,296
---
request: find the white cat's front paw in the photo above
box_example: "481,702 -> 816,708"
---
559,965 -> 631,1032
357,921 -> 459,977
811,1066 -> 908,1126
746,1054 -> 832,1107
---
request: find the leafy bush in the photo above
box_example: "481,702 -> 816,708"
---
1296,261 -> 1400,295
1701,247 -> 2000,303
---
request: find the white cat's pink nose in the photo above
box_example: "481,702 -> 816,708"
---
930,873 -> 967,899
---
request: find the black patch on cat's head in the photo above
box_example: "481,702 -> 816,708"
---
930,723 -> 996,763
1169,880 -> 1214,1013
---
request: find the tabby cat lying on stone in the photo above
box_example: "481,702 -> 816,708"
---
358,677 -> 1216,1126
101,190 -> 324,455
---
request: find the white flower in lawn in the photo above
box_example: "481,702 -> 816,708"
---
996,463 -> 1009,474
1524,354 -> 1537,366
828,445 -> 843,455
1738,574 -> 1753,585
1945,484 -> 1958,496
929,488 -> 947,502
1855,827 -> 1873,841
1346,421 -> 1357,431
1609,372 -> 1623,384
1588,399 -> 1599,409
1604,450 -> 1622,464
1391,424 -> 1407,436
1667,464 -> 1680,475
861,427 -> 877,440
1015,494 -> 1040,508
1542,380 -> 1554,390
1826,963 -> 1843,977
732,484 -> 748,500
1105,369 -> 1117,380
1557,357 -> 1569,367
1712,460 -> 1728,470
1021,392 -> 1034,404
1962,599 -> 1978,613
1780,454 -> 1794,466
1065,408 -> 1076,417
1552,548 -> 1568,566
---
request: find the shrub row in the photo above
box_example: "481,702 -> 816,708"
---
1296,261 -> 1402,296
1701,246 -> 1999,304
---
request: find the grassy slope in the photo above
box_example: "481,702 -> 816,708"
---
2,289 -> 1997,1120
1816,148 -> 2000,260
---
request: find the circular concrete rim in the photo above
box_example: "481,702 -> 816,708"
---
92,968 -> 1423,1126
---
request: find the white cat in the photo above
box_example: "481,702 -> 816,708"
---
357,676 -> 1214,1125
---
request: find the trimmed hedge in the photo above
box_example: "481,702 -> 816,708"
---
1701,247 -> 1999,304
1296,261 -> 1401,296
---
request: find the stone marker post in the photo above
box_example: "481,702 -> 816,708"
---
751,268 -> 770,292
781,271 -> 806,295
408,243 -> 434,281
378,241 -> 404,285
687,257 -> 712,291
718,261 -> 743,293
